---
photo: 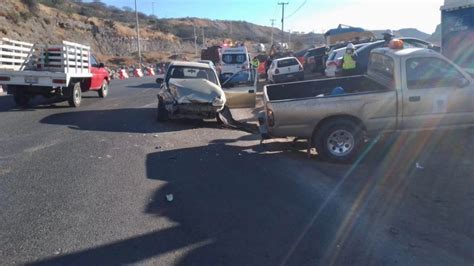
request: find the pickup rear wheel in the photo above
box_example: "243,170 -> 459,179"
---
13,89 -> 31,107
67,82 -> 82,107
98,80 -> 108,98
314,119 -> 363,163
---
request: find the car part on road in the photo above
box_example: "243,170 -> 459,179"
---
218,106 -> 258,134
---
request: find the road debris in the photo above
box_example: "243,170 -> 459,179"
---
416,162 -> 424,169
153,134 -> 159,138
106,155 -> 112,158
389,227 -> 400,235
166,194 -> 174,202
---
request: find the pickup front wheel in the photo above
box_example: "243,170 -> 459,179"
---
98,80 -> 109,98
314,119 -> 363,163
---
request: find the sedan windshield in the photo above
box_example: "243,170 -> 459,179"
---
167,66 -> 218,85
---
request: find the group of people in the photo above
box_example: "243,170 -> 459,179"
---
340,29 -> 395,76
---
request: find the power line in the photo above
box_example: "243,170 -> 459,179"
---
285,0 -> 307,19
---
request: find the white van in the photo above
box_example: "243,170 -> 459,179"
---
220,46 -> 250,80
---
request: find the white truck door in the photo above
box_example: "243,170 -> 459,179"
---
401,56 -> 474,129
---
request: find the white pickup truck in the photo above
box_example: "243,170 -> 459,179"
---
0,38 -> 110,107
259,46 -> 474,162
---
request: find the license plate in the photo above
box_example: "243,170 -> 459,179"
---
287,74 -> 294,78
25,76 -> 38,83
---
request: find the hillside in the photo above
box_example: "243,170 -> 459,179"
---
372,28 -> 431,40
0,0 -> 326,66
0,0 -> 439,67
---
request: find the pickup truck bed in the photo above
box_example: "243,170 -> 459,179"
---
266,75 -> 389,101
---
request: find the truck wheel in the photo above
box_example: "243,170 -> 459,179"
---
13,92 -> 31,107
98,80 -> 109,98
68,82 -> 82,107
156,96 -> 169,122
314,119 -> 363,163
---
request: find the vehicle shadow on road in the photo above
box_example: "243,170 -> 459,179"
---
28,142 -> 352,266
128,83 -> 159,89
26,129 -> 474,265
0,95 -> 72,112
40,108 -> 225,134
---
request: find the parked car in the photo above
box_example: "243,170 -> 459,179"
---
303,46 -> 328,74
353,37 -> 440,75
259,46 -> 473,162
294,49 -> 308,65
197,60 -> 217,70
325,43 -> 369,77
156,61 -> 256,122
267,57 -> 304,84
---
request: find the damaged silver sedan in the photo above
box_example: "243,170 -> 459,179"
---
156,61 -> 257,123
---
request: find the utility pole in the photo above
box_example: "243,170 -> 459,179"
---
202,27 -> 205,48
278,2 -> 289,44
134,0 -> 142,67
288,29 -> 291,50
193,25 -> 197,56
270,19 -> 275,45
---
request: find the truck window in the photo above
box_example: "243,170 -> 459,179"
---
368,53 -> 395,83
90,56 -> 98,67
406,57 -> 464,89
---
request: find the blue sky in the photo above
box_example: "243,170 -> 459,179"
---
89,0 -> 444,34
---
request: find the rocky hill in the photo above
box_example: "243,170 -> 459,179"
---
0,0 -> 438,66
0,0 -> 325,66
372,28 -> 431,40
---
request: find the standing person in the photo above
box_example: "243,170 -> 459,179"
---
265,55 -> 272,80
340,43 -> 358,76
251,56 -> 260,69
382,29 -> 395,47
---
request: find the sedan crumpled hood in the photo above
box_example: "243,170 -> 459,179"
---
168,78 -> 226,104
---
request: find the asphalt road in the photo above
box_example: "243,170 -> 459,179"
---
1,77 -> 473,265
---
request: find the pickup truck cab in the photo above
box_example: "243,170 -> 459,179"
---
259,44 -> 474,162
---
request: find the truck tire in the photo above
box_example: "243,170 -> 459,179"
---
98,80 -> 108,98
314,119 -> 363,163
67,82 -> 82,107
13,88 -> 31,106
156,96 -> 169,122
